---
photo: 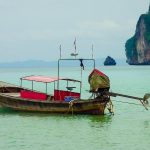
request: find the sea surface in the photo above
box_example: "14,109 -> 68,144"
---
0,66 -> 150,150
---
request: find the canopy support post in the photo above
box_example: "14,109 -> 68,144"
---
32,81 -> 33,91
46,83 -> 47,94
57,59 -> 60,90
20,79 -> 22,87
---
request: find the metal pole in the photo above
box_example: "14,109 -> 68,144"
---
81,67 -> 82,87
80,82 -> 81,99
57,59 -> 60,90
67,80 -> 68,90
93,59 -> 95,69
32,81 -> 33,91
74,37 -> 77,59
20,79 -> 22,87
57,58 -> 96,99
92,44 -> 94,59
60,45 -> 62,59
46,83 -> 47,94
54,81 -> 56,90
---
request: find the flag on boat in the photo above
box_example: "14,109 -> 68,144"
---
74,38 -> 76,51
88,69 -> 110,92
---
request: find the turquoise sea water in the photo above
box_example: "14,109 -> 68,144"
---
0,66 -> 150,150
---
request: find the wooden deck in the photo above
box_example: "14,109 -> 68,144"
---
0,81 -> 18,88
2,93 -> 20,97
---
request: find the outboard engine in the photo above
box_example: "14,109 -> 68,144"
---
88,69 -> 110,97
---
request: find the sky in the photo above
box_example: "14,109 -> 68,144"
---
0,0 -> 149,62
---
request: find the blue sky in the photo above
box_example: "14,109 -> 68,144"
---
0,0 -> 149,62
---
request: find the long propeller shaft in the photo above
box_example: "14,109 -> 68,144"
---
107,92 -> 149,110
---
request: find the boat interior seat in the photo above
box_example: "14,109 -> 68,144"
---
66,86 -> 76,91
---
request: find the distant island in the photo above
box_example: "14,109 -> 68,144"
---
0,60 -> 57,68
0,58 -> 126,68
104,56 -> 116,66
125,5 -> 150,65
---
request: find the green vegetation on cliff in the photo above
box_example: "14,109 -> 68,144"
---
125,36 -> 136,58
125,9 -> 150,64
143,13 -> 150,43
125,13 -> 150,58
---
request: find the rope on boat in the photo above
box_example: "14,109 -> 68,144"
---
79,59 -> 84,87
106,100 -> 114,115
65,100 -> 75,115
79,59 -> 84,70
69,100 -> 74,115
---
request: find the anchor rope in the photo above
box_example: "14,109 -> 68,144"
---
65,100 -> 75,115
69,100 -> 74,115
106,100 -> 114,115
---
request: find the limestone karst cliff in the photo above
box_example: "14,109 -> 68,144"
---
125,6 -> 150,65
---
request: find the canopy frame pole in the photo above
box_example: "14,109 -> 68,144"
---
92,44 -> 94,59
46,83 -> 48,94
32,81 -> 33,91
20,79 -> 22,87
80,82 -> 81,99
54,81 -> 56,90
57,59 -> 60,91
60,44 -> 62,59
57,59 -> 95,98
67,80 -> 68,91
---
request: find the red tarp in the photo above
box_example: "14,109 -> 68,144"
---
20,90 -> 47,101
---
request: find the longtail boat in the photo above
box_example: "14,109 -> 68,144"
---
0,57 -> 149,114
0,58 -> 112,115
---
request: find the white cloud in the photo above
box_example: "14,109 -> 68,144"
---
78,20 -> 120,31
0,0 -> 148,61
67,20 -> 122,40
